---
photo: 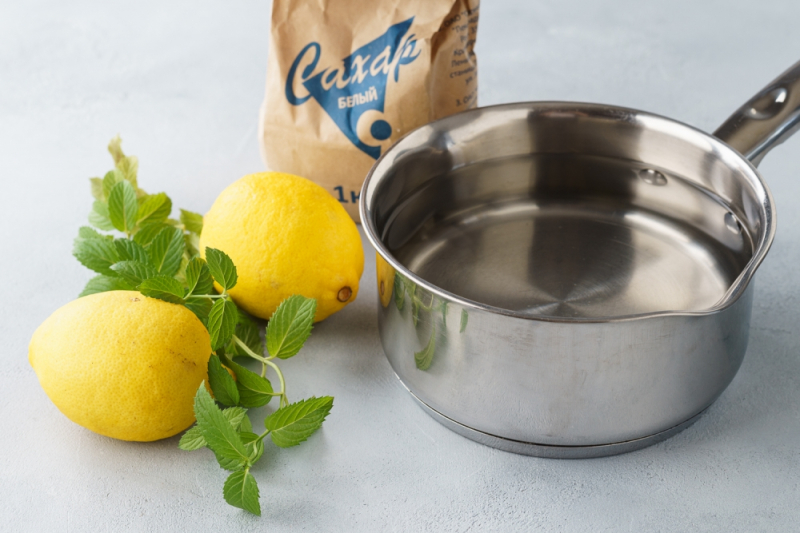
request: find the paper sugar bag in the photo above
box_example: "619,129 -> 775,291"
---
259,0 -> 480,221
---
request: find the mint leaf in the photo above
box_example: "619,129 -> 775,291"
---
460,309 -> 468,333
184,257 -> 202,292
107,136 -> 139,189
415,327 -> 436,370
193,384 -> 250,470
208,355 -> 240,407
148,226 -> 184,276
185,257 -> 214,296
108,180 -> 138,233
265,396 -> 333,448
180,209 -> 204,235
240,432 -> 264,463
138,275 -> 185,304
113,238 -> 149,264
185,298 -> 213,323
78,226 -> 107,240
116,156 -> 139,189
232,310 -> 261,356
133,223 -> 168,246
210,451 -> 244,472
238,412 -> 253,433
176,253 -> 190,283
239,431 -> 258,445
178,407 -> 248,451
219,354 -> 273,408
222,407 -> 248,430
266,295 -> 316,360
208,298 -> 238,350
235,374 -> 273,409
102,169 -> 123,199
178,426 -> 206,451
107,135 -> 125,165
73,235 -> 120,276
137,193 -> 171,225
89,200 -> 115,231
110,260 -> 158,287
205,248 -> 237,290
90,177 -> 105,201
223,470 -> 261,516
184,231 -> 201,259
79,274 -> 134,297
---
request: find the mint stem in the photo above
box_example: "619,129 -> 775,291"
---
264,358 -> 288,408
232,334 -> 288,406
255,428 -> 271,444
232,335 -> 266,362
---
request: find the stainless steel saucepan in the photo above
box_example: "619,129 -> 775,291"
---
360,61 -> 800,458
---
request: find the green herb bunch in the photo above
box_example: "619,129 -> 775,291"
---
72,137 -> 333,516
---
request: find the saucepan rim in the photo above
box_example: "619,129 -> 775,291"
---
359,101 -> 777,324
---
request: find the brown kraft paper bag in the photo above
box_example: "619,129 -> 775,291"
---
259,0 -> 480,222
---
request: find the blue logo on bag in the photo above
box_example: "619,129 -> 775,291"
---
285,17 -> 421,159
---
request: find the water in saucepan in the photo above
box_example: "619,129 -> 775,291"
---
386,153 -> 754,318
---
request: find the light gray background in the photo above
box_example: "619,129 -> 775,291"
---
2,0 -> 799,531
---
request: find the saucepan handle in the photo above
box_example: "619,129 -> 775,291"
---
714,60 -> 800,167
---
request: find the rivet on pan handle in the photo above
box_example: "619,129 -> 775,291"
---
714,60 -> 800,166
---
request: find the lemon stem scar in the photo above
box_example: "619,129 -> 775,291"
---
232,335 -> 289,408
337,287 -> 352,302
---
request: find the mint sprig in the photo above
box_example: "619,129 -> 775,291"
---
180,290 -> 329,515
76,137 -> 203,292
73,137 -> 333,517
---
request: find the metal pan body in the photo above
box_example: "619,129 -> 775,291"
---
361,102 -> 775,456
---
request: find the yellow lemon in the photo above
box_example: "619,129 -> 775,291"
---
29,291 -> 211,442
199,172 -> 364,322
376,253 -> 396,308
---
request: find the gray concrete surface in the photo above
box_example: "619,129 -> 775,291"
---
2,0 -> 799,531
